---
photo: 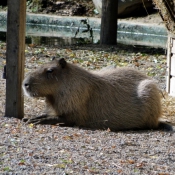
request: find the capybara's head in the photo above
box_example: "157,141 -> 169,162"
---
22,58 -> 67,97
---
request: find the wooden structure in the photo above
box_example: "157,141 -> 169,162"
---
100,0 -> 118,45
153,0 -> 175,96
5,0 -> 26,118
166,36 -> 175,96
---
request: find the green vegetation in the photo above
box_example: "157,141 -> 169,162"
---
27,0 -> 42,13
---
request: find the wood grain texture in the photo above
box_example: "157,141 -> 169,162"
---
100,0 -> 118,45
5,0 -> 26,118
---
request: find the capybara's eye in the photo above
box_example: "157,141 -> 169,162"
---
46,68 -> 54,79
46,68 -> 53,73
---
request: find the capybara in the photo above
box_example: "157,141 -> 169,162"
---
22,58 -> 172,131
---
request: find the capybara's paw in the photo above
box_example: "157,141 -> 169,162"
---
22,115 -> 48,125
22,118 -> 30,123
22,117 -> 41,124
22,115 -> 63,125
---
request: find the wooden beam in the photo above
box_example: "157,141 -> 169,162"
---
100,0 -> 118,45
5,0 -> 26,118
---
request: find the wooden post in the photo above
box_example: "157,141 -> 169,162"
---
166,36 -> 171,94
5,0 -> 26,118
166,35 -> 175,96
100,0 -> 118,45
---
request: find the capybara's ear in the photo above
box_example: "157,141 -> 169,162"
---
58,58 -> 67,68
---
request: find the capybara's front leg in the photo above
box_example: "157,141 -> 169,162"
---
22,114 -> 58,125
22,114 -> 75,126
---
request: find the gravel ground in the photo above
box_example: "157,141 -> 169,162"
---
0,43 -> 175,174
0,117 -> 175,175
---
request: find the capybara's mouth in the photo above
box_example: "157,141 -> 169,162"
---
22,85 -> 38,98
30,92 -> 39,97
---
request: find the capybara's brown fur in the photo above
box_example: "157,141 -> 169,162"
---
22,58 -> 170,131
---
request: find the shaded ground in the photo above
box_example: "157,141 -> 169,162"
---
26,0 -> 159,19
0,42 -> 175,174
0,0 -> 162,22
0,0 -> 96,17
36,0 -> 95,17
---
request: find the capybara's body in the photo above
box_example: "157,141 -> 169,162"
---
23,58 -> 162,131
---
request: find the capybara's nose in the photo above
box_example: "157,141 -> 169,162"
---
24,83 -> 29,89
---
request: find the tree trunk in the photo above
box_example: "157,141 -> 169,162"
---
100,0 -> 118,45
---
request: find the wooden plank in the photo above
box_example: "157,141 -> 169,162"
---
171,48 -> 175,53
166,36 -> 172,93
171,38 -> 175,53
5,0 -> 26,118
170,77 -> 175,96
171,55 -> 175,76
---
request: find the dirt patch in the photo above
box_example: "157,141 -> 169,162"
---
0,0 -> 163,23
121,13 -> 163,24
32,0 -> 163,24
40,0 -> 94,17
27,0 -> 96,17
28,0 -> 163,24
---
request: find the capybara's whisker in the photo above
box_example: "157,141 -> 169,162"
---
55,76 -> 58,81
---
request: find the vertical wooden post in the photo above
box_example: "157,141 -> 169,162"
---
5,0 -> 26,118
166,36 -> 171,93
166,35 -> 175,96
100,0 -> 118,45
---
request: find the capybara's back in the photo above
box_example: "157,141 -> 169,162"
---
83,67 -> 161,130
23,58 -> 162,131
